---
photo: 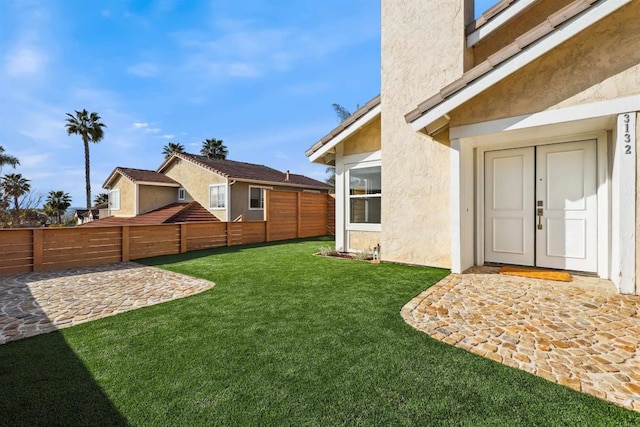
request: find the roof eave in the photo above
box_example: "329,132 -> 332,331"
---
408,0 -> 630,133
307,103 -> 382,164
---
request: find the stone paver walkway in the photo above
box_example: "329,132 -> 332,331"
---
402,267 -> 640,412
0,262 -> 214,344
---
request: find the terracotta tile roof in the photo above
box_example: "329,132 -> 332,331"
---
80,202 -> 219,227
405,0 -> 600,125
305,95 -> 381,158
173,153 -> 331,190
103,167 -> 180,188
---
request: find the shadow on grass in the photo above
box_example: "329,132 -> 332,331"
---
0,271 -> 128,425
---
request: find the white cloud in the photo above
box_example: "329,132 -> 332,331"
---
127,62 -> 159,77
4,46 -> 47,78
161,134 -> 175,139
133,122 -> 149,129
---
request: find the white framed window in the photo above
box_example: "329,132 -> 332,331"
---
178,187 -> 186,201
248,186 -> 267,210
109,189 -> 120,211
209,184 -> 226,209
346,163 -> 381,230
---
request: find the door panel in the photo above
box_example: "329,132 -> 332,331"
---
536,140 -> 597,272
484,147 -> 535,266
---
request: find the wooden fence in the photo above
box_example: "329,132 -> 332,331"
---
0,191 -> 334,275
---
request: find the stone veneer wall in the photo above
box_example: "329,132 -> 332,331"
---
380,0 -> 473,267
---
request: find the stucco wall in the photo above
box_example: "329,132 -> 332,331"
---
110,175 -> 135,217
138,185 -> 177,214
231,182 -> 264,222
452,2 -> 640,126
636,114 -> 639,295
348,231 -> 381,252
343,116 -> 381,156
380,0 -> 472,267
473,0 -> 573,65
163,158 -> 227,221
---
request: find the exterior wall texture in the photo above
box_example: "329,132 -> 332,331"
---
343,116 -> 381,156
138,185 -> 177,215
348,231 -> 381,252
636,114 -> 639,295
452,3 -> 640,127
110,175 -> 135,217
380,0 -> 472,267
163,159 -> 227,221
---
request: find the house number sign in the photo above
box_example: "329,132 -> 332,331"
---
621,112 -> 635,155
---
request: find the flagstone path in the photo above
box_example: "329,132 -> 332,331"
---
0,262 -> 214,345
402,266 -> 640,412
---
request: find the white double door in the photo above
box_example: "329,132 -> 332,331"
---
484,140 -> 597,272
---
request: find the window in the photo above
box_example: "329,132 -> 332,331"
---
249,187 -> 265,209
348,165 -> 381,225
178,187 -> 186,201
109,189 -> 120,211
209,184 -> 226,209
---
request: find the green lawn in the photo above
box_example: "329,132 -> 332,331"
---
1,237 -> 638,426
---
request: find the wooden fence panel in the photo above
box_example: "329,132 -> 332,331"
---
267,191 -> 298,241
185,222 -> 228,251
41,227 -> 122,271
299,193 -> 328,238
327,195 -> 335,236
228,221 -> 266,246
129,224 -> 180,259
0,229 -> 33,275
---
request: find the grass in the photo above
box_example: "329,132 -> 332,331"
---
1,237 -> 638,426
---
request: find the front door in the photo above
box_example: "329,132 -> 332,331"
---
484,140 -> 598,272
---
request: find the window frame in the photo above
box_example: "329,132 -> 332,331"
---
178,187 -> 186,201
345,161 -> 381,231
248,186 -> 268,210
208,184 -> 226,210
109,189 -> 120,211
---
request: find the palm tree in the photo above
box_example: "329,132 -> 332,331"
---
1,173 -> 31,224
0,145 -> 19,172
94,192 -> 109,205
200,138 -> 228,160
162,142 -> 185,159
46,190 -> 72,224
65,109 -> 106,209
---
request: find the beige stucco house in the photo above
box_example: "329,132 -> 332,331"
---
102,153 -> 330,223
307,0 -> 639,295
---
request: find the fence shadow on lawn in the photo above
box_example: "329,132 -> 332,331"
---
0,283 -> 127,425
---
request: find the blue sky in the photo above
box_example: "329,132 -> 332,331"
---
0,0 -> 495,207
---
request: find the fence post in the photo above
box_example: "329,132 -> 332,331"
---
265,190 -> 271,242
122,226 -> 130,262
226,222 -> 232,246
33,228 -> 43,272
297,192 -> 302,239
180,223 -> 188,253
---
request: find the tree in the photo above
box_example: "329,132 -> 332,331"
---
332,103 -> 352,123
200,138 -> 228,160
45,190 -> 72,224
65,109 -> 106,209
162,142 -> 185,159
94,192 -> 109,205
1,173 -> 31,224
0,146 -> 19,172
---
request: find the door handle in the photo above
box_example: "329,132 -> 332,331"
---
537,208 -> 543,230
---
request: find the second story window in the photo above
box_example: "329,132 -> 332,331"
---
209,184 -> 226,209
178,188 -> 186,201
109,189 -> 120,211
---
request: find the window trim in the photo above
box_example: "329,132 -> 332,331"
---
109,189 -> 120,211
208,184 -> 226,210
248,186 -> 270,210
178,187 -> 186,201
345,161 -> 381,232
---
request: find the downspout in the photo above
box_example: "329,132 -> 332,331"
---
227,179 -> 235,222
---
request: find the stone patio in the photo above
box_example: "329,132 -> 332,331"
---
0,262 -> 214,345
402,266 -> 640,412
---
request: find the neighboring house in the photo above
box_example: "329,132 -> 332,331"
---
74,202 -> 108,225
307,0 -> 639,295
99,154 -> 330,224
